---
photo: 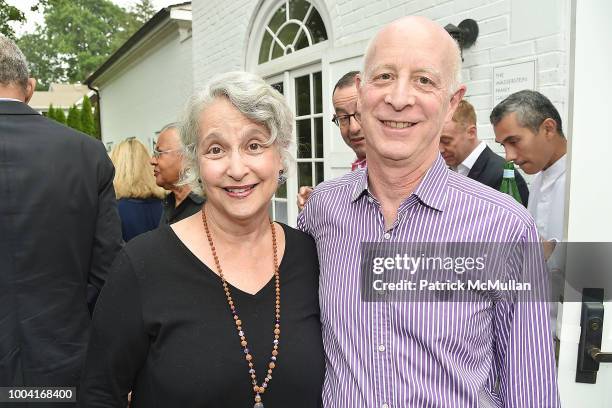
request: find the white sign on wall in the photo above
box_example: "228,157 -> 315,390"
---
493,60 -> 536,104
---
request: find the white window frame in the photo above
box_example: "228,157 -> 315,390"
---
247,0 -> 332,226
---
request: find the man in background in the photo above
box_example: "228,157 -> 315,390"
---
491,90 -> 566,244
491,90 -> 567,337
0,35 -> 122,391
297,71 -> 365,210
150,123 -> 204,224
440,99 -> 529,205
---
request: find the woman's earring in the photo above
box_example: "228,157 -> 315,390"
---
278,170 -> 287,185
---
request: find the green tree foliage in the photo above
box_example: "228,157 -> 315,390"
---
46,103 -> 55,119
17,0 -> 154,89
130,0 -> 156,26
80,95 -> 95,137
66,104 -> 82,131
0,0 -> 25,39
55,107 -> 66,124
93,101 -> 101,139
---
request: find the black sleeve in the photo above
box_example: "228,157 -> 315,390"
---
88,142 -> 123,311
79,250 -> 149,407
515,170 -> 530,207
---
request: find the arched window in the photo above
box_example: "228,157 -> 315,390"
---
258,0 -> 328,64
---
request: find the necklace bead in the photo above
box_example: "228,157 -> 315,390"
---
202,209 -> 280,407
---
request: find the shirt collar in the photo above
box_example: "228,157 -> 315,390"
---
459,141 -> 487,173
165,190 -> 205,206
0,97 -> 23,102
351,154 -> 449,212
351,157 -> 367,171
188,192 -> 205,204
541,154 -> 566,187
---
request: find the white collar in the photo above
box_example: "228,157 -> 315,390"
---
459,141 -> 487,172
541,154 -> 566,187
0,97 -> 23,102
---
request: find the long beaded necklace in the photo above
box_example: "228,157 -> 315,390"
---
202,208 -> 280,408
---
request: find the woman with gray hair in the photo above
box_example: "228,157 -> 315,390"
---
79,72 -> 324,407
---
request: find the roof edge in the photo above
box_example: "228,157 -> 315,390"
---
85,2 -> 192,86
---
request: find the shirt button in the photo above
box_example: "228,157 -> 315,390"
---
378,344 -> 386,352
368,196 -> 374,203
384,232 -> 391,240
382,404 -> 390,408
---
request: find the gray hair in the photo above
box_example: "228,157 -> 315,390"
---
0,35 -> 29,91
158,122 -> 180,134
490,90 -> 564,137
178,71 -> 294,196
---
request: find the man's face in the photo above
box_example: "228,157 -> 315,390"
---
356,21 -> 464,166
150,128 -> 183,190
332,84 -> 366,159
439,120 -> 477,168
494,112 -> 554,175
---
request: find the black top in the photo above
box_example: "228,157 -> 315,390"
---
467,145 -> 530,207
79,223 -> 324,408
160,191 -> 205,225
117,198 -> 163,242
0,101 -> 122,390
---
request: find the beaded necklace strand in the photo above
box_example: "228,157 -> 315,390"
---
201,209 -> 280,408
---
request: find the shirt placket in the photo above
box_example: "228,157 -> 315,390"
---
374,199 -> 395,408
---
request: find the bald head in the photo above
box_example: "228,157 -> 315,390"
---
354,15 -> 466,168
363,16 -> 462,94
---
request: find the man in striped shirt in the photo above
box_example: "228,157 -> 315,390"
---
298,16 -> 559,408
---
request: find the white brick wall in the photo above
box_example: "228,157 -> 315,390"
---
192,0 -> 570,152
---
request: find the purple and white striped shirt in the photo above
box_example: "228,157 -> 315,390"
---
298,154 -> 559,408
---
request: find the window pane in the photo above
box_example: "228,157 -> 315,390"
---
271,41 -> 284,60
315,162 -> 324,185
277,23 -> 299,46
298,162 -> 313,188
294,29 -> 309,50
313,71 -> 322,114
306,8 -> 327,43
296,118 -> 312,158
259,31 -> 273,64
271,82 -> 284,95
276,179 -> 287,198
269,203 -> 274,218
268,4 -> 286,33
314,117 -> 323,158
289,0 -> 310,21
274,201 -> 288,224
294,75 -> 311,116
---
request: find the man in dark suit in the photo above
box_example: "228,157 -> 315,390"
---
0,36 -> 122,394
439,99 -> 529,205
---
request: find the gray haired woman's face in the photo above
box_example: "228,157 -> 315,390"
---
196,97 -> 283,220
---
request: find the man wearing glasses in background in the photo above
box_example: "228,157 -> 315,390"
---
150,123 -> 204,224
298,71 -> 365,210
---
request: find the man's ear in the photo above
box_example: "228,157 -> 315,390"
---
541,118 -> 558,140
466,124 -> 477,140
24,78 -> 36,104
444,85 -> 467,123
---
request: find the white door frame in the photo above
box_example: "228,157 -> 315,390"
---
558,1 -> 612,406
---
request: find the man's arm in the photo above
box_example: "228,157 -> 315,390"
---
88,145 -> 123,311
297,186 -> 313,211
493,224 -> 560,407
296,187 -> 315,235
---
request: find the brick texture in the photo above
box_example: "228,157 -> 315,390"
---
192,0 -> 569,139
